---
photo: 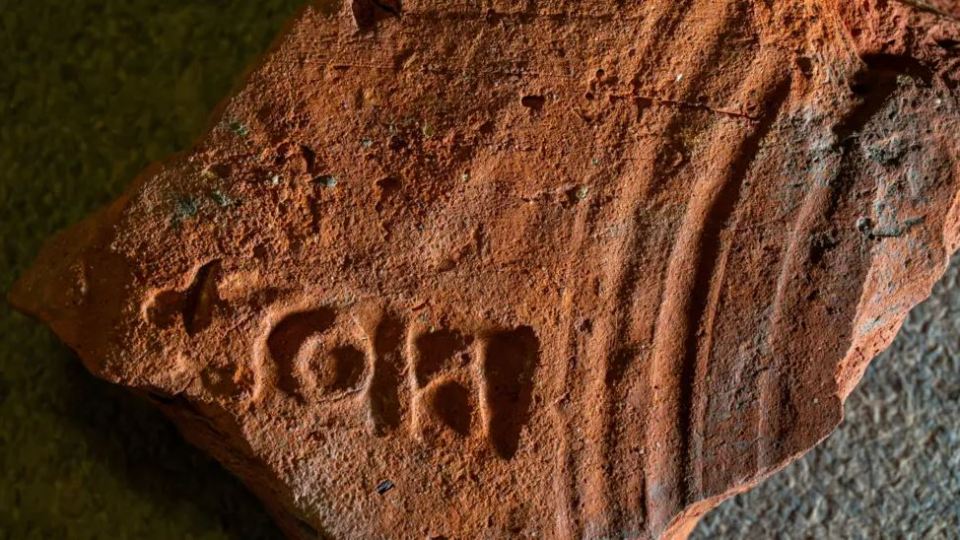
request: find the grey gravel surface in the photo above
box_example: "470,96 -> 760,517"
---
694,255 -> 960,539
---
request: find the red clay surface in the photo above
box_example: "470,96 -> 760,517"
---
11,0 -> 960,538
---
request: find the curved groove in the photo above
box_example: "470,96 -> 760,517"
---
551,0 -> 720,531
267,307 -> 337,398
577,1 -> 767,535
642,69 -> 791,535
757,54 -> 934,467
683,78 -> 792,497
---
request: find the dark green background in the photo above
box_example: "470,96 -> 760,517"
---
0,2 -> 303,538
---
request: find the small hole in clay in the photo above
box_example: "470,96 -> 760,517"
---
520,95 -> 546,111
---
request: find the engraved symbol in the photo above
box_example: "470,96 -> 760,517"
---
145,261 -> 222,336
245,303 -> 542,459
264,306 -> 369,403
410,329 -> 476,442
409,326 -> 540,458
481,327 -> 539,459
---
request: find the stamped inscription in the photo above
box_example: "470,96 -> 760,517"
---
260,306 -> 540,458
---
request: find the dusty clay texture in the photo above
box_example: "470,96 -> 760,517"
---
10,0 -> 960,538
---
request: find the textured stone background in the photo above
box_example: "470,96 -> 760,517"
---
0,2 -> 956,538
693,256 -> 960,539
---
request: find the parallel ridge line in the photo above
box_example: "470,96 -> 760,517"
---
642,57 -> 791,537
551,0 -> 700,536
586,0 -> 765,534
